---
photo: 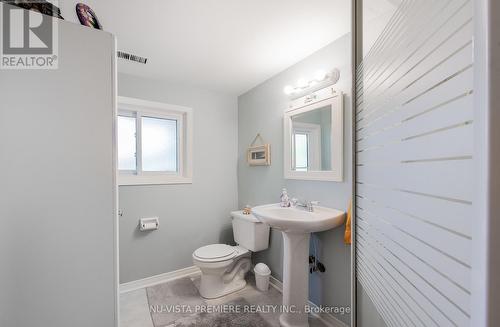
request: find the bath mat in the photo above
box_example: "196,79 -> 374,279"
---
171,298 -> 272,327
147,277 -> 206,327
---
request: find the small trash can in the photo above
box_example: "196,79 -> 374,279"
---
254,263 -> 271,292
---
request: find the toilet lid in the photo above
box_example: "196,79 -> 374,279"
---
194,244 -> 236,260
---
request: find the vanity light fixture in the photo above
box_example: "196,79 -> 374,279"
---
283,68 -> 340,95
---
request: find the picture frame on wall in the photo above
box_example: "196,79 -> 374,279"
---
247,144 -> 271,166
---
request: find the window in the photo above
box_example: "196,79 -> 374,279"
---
294,133 -> 309,171
117,115 -> 137,171
141,116 -> 177,172
117,97 -> 193,185
292,123 -> 321,172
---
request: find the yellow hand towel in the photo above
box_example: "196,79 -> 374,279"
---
344,200 -> 352,244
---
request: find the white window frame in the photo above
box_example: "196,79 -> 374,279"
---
117,96 -> 193,186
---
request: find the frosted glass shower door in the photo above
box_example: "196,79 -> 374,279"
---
354,1 -> 474,326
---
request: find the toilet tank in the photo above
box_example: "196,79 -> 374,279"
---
231,211 -> 270,252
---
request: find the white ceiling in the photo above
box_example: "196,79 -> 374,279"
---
59,0 -> 395,95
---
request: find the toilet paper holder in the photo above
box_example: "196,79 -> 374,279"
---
139,217 -> 159,231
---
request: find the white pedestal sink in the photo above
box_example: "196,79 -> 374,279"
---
252,203 -> 345,327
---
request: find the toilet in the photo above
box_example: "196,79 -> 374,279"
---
192,210 -> 270,299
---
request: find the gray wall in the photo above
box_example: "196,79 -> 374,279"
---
117,73 -> 239,283
0,12 -> 117,327
237,35 -> 352,324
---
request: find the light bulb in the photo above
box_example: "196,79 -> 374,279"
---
283,85 -> 294,95
314,70 -> 327,81
297,78 -> 308,88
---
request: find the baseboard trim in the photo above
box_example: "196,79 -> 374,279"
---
120,266 -> 201,294
268,275 -> 349,327
269,275 -> 283,292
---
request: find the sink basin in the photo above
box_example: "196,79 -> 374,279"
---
251,203 -> 345,233
252,203 -> 345,327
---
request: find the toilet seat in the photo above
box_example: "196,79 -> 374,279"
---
193,244 -> 237,262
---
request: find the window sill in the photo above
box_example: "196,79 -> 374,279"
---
118,174 -> 192,186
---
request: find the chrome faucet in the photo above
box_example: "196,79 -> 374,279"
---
291,198 -> 320,212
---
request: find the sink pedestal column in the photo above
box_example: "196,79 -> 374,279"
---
280,232 -> 310,327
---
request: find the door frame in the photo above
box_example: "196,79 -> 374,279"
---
471,0 -> 500,326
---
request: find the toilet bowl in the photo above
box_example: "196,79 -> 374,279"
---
193,244 -> 251,299
192,211 -> 270,299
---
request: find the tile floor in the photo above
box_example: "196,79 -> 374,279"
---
120,274 -> 329,327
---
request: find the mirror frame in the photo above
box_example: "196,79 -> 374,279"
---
284,87 -> 343,181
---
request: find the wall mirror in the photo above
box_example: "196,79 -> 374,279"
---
284,87 -> 343,181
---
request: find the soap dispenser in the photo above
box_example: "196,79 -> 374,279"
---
280,188 -> 291,207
